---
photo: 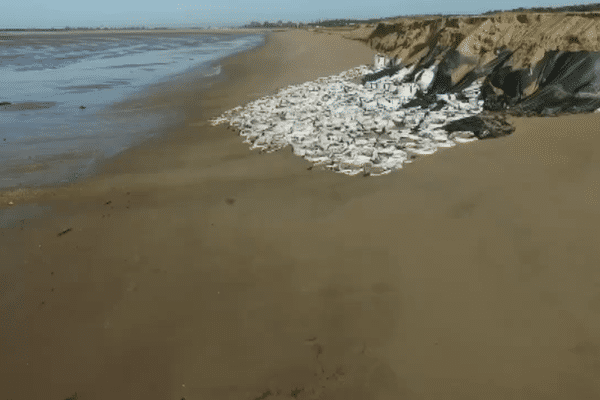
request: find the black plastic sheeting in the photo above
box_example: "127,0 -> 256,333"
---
400,86 -> 469,112
369,48 -> 600,116
431,48 -> 515,95
363,48 -> 600,139
361,65 -> 402,84
485,50 -> 600,115
401,89 -> 438,109
366,48 -> 519,115
425,48 -> 600,115
441,113 -> 515,139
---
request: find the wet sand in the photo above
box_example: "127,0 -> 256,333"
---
1,30 -> 600,400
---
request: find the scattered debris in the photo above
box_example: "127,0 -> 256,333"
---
254,390 -> 272,400
441,112 -> 515,139
57,228 -> 72,237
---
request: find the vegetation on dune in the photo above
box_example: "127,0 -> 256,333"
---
482,2 -> 600,14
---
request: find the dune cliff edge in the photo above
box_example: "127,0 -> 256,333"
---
343,12 -> 600,115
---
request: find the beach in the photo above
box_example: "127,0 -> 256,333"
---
0,29 -> 266,189
1,28 -> 600,400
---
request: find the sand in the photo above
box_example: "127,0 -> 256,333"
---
347,13 -> 600,87
1,29 -> 600,400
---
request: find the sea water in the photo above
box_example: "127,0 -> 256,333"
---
0,31 -> 265,189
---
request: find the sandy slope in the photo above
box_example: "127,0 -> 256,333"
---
1,29 -> 600,400
344,12 -> 600,87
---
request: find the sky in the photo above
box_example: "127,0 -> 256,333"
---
1,0 -> 596,29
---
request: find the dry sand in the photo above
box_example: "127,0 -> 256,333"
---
1,29 -> 600,400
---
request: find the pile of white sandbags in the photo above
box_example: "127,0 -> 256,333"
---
210,60 -> 484,176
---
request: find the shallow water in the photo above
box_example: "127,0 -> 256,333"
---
0,32 -> 265,189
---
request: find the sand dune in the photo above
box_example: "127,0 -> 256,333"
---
346,13 -> 600,74
341,13 -> 600,116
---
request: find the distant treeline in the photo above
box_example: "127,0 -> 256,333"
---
242,17 -> 387,29
482,2 -> 600,14
384,3 -> 600,19
305,18 -> 385,27
364,2 -> 600,20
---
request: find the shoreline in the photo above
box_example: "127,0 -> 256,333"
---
2,29 -> 600,399
0,28 -> 280,36
0,30 -> 269,194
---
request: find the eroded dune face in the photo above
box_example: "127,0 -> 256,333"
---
345,13 -> 600,115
